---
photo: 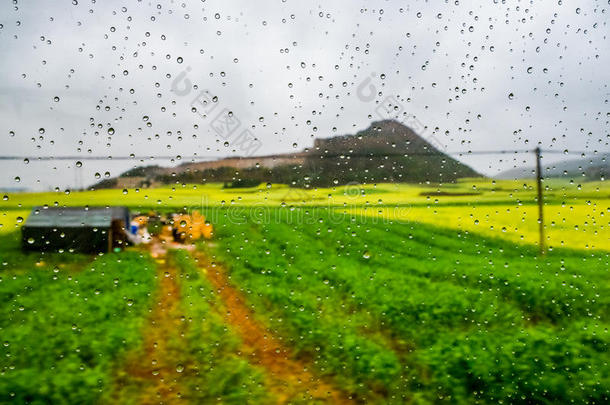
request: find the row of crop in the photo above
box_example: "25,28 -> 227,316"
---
208,207 -> 609,403
0,239 -> 156,404
281,210 -> 610,402
206,220 -> 408,403
169,250 -> 271,403
351,217 -> 610,323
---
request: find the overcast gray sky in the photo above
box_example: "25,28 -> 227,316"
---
1,0 -> 608,190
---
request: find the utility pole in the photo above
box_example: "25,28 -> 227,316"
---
534,147 -> 545,255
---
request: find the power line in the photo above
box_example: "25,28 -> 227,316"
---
0,149 -> 604,161
0,156 -> 190,161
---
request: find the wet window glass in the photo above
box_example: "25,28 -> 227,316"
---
1,1 -> 608,403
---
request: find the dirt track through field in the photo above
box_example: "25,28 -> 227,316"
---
111,242 -> 188,404
112,240 -> 348,404
191,251 -> 350,404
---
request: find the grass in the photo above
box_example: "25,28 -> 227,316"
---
347,200 -> 607,250
0,232 -> 156,404
0,178 -> 608,403
171,250 -> 270,403
203,206 -> 609,403
1,179 -> 606,210
2,179 -> 607,250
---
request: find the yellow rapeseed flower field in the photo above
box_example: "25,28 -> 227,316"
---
2,179 -> 608,251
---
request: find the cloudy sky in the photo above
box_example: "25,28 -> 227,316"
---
0,0 -> 608,190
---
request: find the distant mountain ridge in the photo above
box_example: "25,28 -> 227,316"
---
496,154 -> 608,180
94,120 -> 481,189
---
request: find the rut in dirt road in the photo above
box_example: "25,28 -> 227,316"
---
111,244 -> 189,404
191,251 -> 351,404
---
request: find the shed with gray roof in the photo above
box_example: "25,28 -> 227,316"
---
21,206 -> 130,253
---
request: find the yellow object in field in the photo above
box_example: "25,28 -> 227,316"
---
132,215 -> 148,226
172,211 -> 213,241
201,220 -> 213,239
159,224 -> 174,243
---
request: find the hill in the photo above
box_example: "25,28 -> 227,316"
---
95,120 -> 481,189
301,120 -> 479,185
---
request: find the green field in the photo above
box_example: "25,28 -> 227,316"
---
0,179 -> 608,403
2,179 -> 607,250
0,233 -> 156,404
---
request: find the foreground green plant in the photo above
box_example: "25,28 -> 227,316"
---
206,207 -> 609,403
172,250 -> 270,403
0,233 -> 156,404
